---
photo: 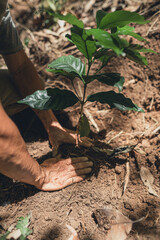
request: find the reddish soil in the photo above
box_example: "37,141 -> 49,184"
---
0,1 -> 160,239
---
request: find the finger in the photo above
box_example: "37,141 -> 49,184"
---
65,161 -> 93,172
79,137 -> 93,147
52,147 -> 59,157
79,141 -> 92,147
81,136 -> 93,143
41,175 -> 86,191
64,175 -> 86,188
72,161 -> 93,170
50,139 -> 60,157
71,157 -> 89,163
40,158 -> 57,166
64,157 -> 89,165
71,167 -> 92,176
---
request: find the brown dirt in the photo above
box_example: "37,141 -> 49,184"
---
0,1 -> 160,239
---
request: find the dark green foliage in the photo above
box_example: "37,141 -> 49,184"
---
19,10 -> 156,136
54,13 -> 84,28
79,114 -> 90,137
67,26 -> 97,61
0,214 -> 32,240
83,73 -> 124,92
16,215 -> 32,240
18,88 -> 79,110
87,91 -> 144,112
47,55 -> 85,78
97,10 -> 149,29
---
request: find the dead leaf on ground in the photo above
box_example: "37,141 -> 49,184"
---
140,166 -> 159,197
122,161 -> 130,196
84,0 -> 96,12
94,208 -> 132,240
66,224 -> 80,240
6,229 -> 21,240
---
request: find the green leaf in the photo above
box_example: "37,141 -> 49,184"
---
86,29 -> 123,55
46,69 -> 76,80
111,35 -> 129,49
47,55 -> 85,80
16,214 -> 32,239
83,73 -> 124,92
79,114 -> 90,137
115,26 -> 147,41
128,44 -> 157,53
54,13 -> 84,28
18,88 -> 79,110
124,48 -> 148,65
94,48 -> 109,59
99,10 -> 149,29
127,44 -> 157,54
138,48 -> 157,53
96,10 -> 106,28
87,91 -> 144,112
70,26 -> 97,60
94,49 -> 116,66
65,34 -> 74,44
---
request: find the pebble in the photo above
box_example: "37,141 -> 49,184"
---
142,139 -> 150,148
115,165 -> 122,174
54,196 -> 61,204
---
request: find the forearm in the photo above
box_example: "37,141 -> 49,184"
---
3,49 -> 61,133
0,102 -> 44,188
3,49 -> 44,96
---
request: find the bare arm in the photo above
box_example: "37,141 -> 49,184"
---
3,49 -> 60,133
2,49 -> 92,150
0,102 -> 92,190
0,50 -> 93,190
0,102 -> 44,188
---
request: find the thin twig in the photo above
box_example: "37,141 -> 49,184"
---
84,108 -> 99,132
107,131 -> 123,144
122,161 -> 130,196
146,15 -> 160,36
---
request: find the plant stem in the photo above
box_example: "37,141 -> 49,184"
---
95,64 -> 104,74
76,101 -> 84,146
76,61 -> 92,145
84,58 -> 87,74
87,61 -> 92,76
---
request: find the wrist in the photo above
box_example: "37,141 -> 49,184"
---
33,109 -> 62,133
33,164 -> 46,189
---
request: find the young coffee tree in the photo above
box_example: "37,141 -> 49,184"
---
19,10 -> 156,138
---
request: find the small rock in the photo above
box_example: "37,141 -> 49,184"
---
54,196 -> 61,204
115,165 -> 122,174
142,139 -> 150,148
44,213 -> 52,221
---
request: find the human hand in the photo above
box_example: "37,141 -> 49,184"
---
48,123 -> 93,156
40,157 -> 93,191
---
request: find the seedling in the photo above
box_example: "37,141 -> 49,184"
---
0,213 -> 32,240
19,10 -> 156,139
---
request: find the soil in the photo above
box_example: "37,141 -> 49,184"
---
0,1 -> 160,239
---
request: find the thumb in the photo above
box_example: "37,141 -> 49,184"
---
49,137 -> 60,157
52,142 -> 62,158
52,145 -> 59,157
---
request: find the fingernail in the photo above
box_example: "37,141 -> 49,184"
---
89,161 -> 93,167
